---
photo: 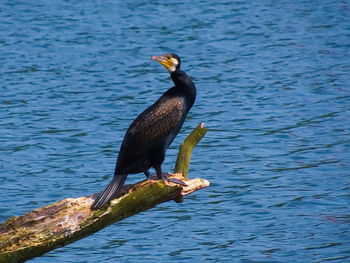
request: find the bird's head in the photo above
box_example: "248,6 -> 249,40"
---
151,53 -> 181,73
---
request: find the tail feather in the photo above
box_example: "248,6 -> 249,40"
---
91,174 -> 127,210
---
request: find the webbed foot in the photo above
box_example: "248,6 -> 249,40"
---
159,173 -> 188,187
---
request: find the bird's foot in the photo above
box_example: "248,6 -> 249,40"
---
146,172 -> 187,186
145,170 -> 188,186
159,173 -> 188,187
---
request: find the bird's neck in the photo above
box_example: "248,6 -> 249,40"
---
170,69 -> 197,100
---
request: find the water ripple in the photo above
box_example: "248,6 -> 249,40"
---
1,1 -> 350,262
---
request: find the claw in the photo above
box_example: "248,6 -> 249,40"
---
146,171 -> 188,186
161,173 -> 188,186
165,177 -> 188,186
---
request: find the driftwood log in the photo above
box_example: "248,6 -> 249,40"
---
0,122 -> 208,263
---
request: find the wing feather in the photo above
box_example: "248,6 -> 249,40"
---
116,96 -> 185,166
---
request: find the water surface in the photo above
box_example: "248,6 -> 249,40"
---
1,1 -> 350,262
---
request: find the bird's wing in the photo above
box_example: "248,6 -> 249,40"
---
117,96 -> 185,165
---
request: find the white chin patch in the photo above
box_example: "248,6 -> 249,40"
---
168,66 -> 176,72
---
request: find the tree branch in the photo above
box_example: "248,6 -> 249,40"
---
0,123 -> 209,263
174,122 -> 208,178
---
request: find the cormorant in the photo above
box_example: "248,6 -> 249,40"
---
91,53 -> 196,210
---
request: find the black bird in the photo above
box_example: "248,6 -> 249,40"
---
91,53 -> 196,210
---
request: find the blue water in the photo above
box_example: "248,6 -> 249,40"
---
1,0 -> 350,262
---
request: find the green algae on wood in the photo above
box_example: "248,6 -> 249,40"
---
174,122 -> 208,178
0,176 -> 209,263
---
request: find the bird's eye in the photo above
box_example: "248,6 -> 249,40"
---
166,55 -> 171,60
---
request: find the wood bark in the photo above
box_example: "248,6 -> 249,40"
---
0,123 -> 209,263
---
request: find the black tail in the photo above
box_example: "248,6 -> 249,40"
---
91,174 -> 127,210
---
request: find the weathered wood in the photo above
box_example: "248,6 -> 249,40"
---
0,123 -> 208,263
174,122 -> 208,178
0,175 -> 209,263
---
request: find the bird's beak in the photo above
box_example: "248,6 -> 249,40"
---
152,55 -> 168,66
151,55 -> 176,72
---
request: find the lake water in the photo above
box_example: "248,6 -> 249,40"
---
1,0 -> 350,262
